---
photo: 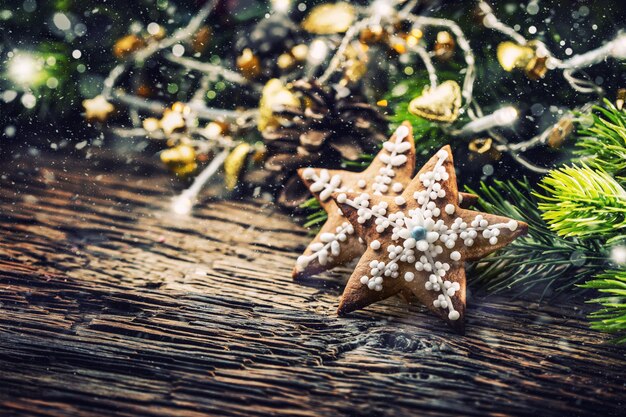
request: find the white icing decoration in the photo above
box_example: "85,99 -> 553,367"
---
339,150 -> 517,320
372,125 -> 412,196
297,126 -> 412,270
296,222 -> 355,269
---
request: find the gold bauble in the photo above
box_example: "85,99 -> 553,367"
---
302,2 -> 355,34
525,56 -> 548,80
192,26 -> 212,53
160,104 -> 187,136
617,88 -> 626,111
291,44 -> 309,61
113,34 -> 146,58
258,79 -> 300,132
224,143 -> 252,190
237,48 -> 261,80
497,41 -> 534,72
83,95 -> 115,122
408,80 -> 462,123
277,53 -> 296,70
468,138 -> 501,160
359,25 -> 386,45
142,117 -> 160,133
160,144 -> 197,177
434,31 -> 455,61
547,116 -> 574,149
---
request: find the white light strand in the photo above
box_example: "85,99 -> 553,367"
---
171,148 -> 230,215
415,45 -> 438,88
455,106 -> 518,135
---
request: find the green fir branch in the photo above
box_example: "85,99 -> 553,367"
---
580,268 -> 626,344
575,100 -> 626,181
535,165 -> 626,242
467,179 -> 608,297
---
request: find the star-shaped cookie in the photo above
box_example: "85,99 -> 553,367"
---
332,145 -> 528,333
293,122 -> 479,280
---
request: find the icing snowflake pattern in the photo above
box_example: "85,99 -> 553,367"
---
296,126 -> 412,270
336,149 -> 519,321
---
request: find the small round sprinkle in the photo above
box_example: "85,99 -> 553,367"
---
445,204 -> 455,215
404,272 -> 414,282
450,251 -> 461,261
358,179 -> 367,188
392,182 -> 404,193
448,310 -> 460,321
370,240 -> 381,250
394,196 -> 406,205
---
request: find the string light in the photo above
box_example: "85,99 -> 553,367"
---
271,0 -> 292,14
457,106 -> 518,135
171,149 -> 230,215
7,52 -> 42,86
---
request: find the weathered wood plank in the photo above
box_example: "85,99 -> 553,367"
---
0,150 -> 624,417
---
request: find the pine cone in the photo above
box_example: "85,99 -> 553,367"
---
258,80 -> 388,209
235,14 -> 305,80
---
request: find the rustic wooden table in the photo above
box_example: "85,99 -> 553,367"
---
0,150 -> 624,417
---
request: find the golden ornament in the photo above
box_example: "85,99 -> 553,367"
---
525,55 -> 548,80
359,25 -> 386,45
434,31 -> 455,61
192,26 -> 212,53
408,80 -> 462,123
237,48 -> 261,80
342,43 -> 368,83
497,41 -> 534,72
547,116 -> 574,149
83,95 -> 115,122
468,138 -> 501,160
203,121 -> 225,140
160,103 -> 187,136
277,53 -> 296,70
404,28 -> 423,48
142,117 -> 160,133
391,39 -> 408,55
616,88 -> 626,111
224,143 -> 252,190
302,2 -> 355,34
258,79 -> 300,132
291,44 -> 309,61
113,34 -> 146,58
160,144 -> 197,177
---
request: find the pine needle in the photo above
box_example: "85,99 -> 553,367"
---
575,100 -> 626,181
467,179 -> 609,297
536,165 -> 626,242
581,268 -> 626,344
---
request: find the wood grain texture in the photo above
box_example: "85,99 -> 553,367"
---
0,149 -> 624,417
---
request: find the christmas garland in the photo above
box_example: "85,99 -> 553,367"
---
4,0 -> 625,339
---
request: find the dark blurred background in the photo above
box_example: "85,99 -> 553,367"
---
0,0 -> 625,178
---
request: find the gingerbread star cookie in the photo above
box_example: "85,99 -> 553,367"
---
332,145 -> 528,333
293,122 -> 479,280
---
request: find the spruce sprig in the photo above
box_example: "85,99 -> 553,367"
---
576,100 -> 626,181
536,165 -> 626,242
467,179 -> 608,297
581,268 -> 626,344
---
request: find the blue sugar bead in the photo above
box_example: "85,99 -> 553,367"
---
411,226 -> 427,241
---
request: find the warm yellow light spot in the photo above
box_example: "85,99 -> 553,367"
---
7,53 -> 43,86
497,41 -> 534,72
82,95 -> 115,122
